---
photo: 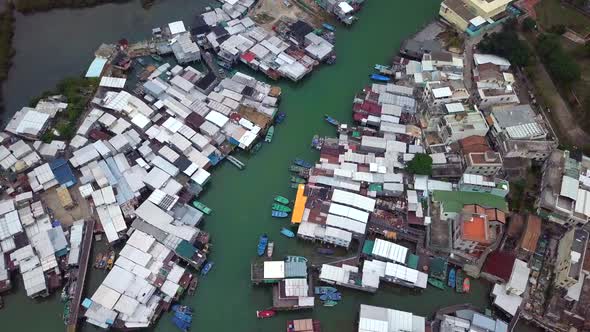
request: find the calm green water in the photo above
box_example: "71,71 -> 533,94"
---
0,1 -> 542,331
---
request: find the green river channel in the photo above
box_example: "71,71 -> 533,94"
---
0,1 -> 543,331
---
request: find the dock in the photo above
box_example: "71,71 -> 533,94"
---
66,218 -> 96,332
226,155 -> 246,170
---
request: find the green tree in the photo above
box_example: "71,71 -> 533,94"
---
536,33 -> 581,86
406,153 -> 433,176
478,29 -> 532,67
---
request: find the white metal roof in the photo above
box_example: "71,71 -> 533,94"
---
92,284 -> 122,310
263,261 -> 285,279
338,1 -> 354,13
372,239 -> 408,264
432,87 -> 452,98
168,21 -> 186,35
284,278 -> 308,297
445,103 -> 465,114
319,264 -> 349,283
506,259 -> 530,296
99,77 -> 126,89
326,214 -> 366,234
474,53 -> 511,67
560,176 -> 579,200
328,203 -> 369,223
332,189 -> 376,212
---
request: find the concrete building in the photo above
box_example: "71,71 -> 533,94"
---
170,32 -> 201,64
464,151 -> 502,176
452,204 -> 504,256
439,0 -> 512,34
459,173 -> 509,197
439,110 -> 489,144
554,229 -> 588,289
423,81 -> 470,107
358,304 -> 426,332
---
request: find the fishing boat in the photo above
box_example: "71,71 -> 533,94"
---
274,196 -> 290,205
319,292 -> 341,301
172,316 -> 191,332
227,155 -> 246,170
323,300 -> 338,307
267,242 -> 274,258
314,286 -> 338,295
455,269 -> 464,293
106,250 -> 115,270
325,54 -> 337,65
150,54 -> 163,62
370,74 -> 390,82
290,176 -> 307,184
256,310 -> 275,319
201,261 -> 214,276
188,278 -> 198,295
317,247 -> 335,255
62,300 -> 70,324
172,304 -> 193,314
462,278 -> 471,293
448,268 -> 456,289
94,252 -> 103,268
272,211 -> 289,218
322,22 -> 336,31
324,114 -> 340,126
374,64 -> 391,71
280,227 -> 295,238
257,234 -> 269,256
289,165 -> 307,173
272,203 -> 292,213
98,253 -> 108,269
251,142 -> 262,154
174,311 -> 193,323
275,112 -> 286,124
265,126 -> 275,143
136,57 -> 147,66
311,134 -> 324,150
192,201 -> 212,215
427,277 -> 445,290
293,158 -> 313,169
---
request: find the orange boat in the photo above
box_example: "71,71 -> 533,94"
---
462,277 -> 471,293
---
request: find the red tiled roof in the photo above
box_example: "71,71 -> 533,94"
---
459,135 -> 491,154
482,251 -> 516,281
520,214 -> 541,252
240,51 -> 256,63
462,215 -> 489,243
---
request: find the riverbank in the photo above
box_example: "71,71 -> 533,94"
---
0,2 -> 15,114
14,0 -> 131,14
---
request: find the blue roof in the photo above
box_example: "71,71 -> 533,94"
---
472,313 -> 496,331
50,159 -> 77,188
82,298 -> 93,308
85,57 -> 107,78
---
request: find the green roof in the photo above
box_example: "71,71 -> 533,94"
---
175,240 -> 196,259
362,240 -> 375,255
432,190 -> 508,213
406,254 -> 419,269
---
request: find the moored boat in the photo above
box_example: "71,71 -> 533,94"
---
192,201 -> 212,215
293,159 -> 313,169
151,54 -> 163,62
290,183 -> 300,189
174,311 -> 193,323
455,269 -> 464,293
201,261 -> 214,276
289,165 -> 307,173
172,316 -> 191,332
251,142 -> 262,154
272,211 -> 289,218
275,112 -> 286,124
227,155 -> 246,170
290,176 -> 306,184
448,268 -> 456,289
274,196 -> 290,205
94,252 -> 103,268
323,300 -> 338,307
314,286 -> 338,295
98,253 -> 107,269
272,203 -> 292,213
317,247 -> 334,255
257,234 -> 268,256
374,64 -> 391,71
188,278 -> 198,295
324,114 -> 340,126
265,126 -> 275,143
280,227 -> 295,238
462,278 -> 470,293
370,74 -> 390,82
311,134 -> 324,150
172,304 -> 193,314
322,22 -> 336,31
319,292 -> 341,301
106,250 -> 115,270
427,277 -> 445,290
267,242 -> 274,258
256,309 -> 275,319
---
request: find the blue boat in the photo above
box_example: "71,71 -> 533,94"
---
448,268 -> 456,288
172,316 -> 191,332
314,286 -> 338,295
280,227 -> 295,238
324,114 -> 340,126
319,292 -> 341,301
317,247 -> 334,255
322,23 -> 336,31
370,74 -> 390,82
293,158 -> 313,169
257,234 -> 268,256
200,261 -> 214,276
275,112 -> 286,124
172,304 -> 193,314
272,211 -> 288,218
174,311 -> 193,323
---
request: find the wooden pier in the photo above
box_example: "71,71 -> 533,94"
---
66,218 -> 96,332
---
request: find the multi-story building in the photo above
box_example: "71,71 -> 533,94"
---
439,0 -> 513,35
554,228 -> 588,289
423,81 -> 470,107
459,173 -> 509,197
452,204 -> 504,256
464,151 -> 503,176
437,110 -> 489,144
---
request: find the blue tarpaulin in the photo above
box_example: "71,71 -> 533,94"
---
50,159 -> 77,188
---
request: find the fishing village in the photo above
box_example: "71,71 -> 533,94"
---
0,0 -> 588,331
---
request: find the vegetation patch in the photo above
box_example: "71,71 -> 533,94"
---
535,0 -> 590,36
0,3 -> 15,113
14,0 -> 130,13
406,153 -> 433,176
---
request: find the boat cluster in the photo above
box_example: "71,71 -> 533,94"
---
171,304 -> 194,332
315,286 -> 342,307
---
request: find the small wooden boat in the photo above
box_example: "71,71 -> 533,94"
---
290,176 -> 306,184
275,112 -> 286,124
94,253 -> 102,268
272,211 -> 289,218
314,286 -> 338,295
274,196 -> 290,205
192,201 -> 212,215
462,278 -> 470,293
227,155 -> 245,170
320,292 -> 341,301
289,165 -> 307,173
293,159 -> 313,169
322,23 -> 336,31
256,310 -> 275,319
427,277 -> 445,290
98,254 -> 107,269
106,251 -> 115,270
272,203 -> 292,213
323,300 -> 338,307
448,268 -> 456,289
172,304 -> 193,314
290,183 -> 300,189
280,227 -> 295,238
188,278 -> 198,296
201,262 -> 214,276
151,54 -> 163,62
250,142 -> 262,154
370,74 -> 390,82
265,126 -> 275,143
257,234 -> 268,256
455,269 -> 464,293
324,114 -> 340,126
267,242 -> 274,258
374,64 -> 390,71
